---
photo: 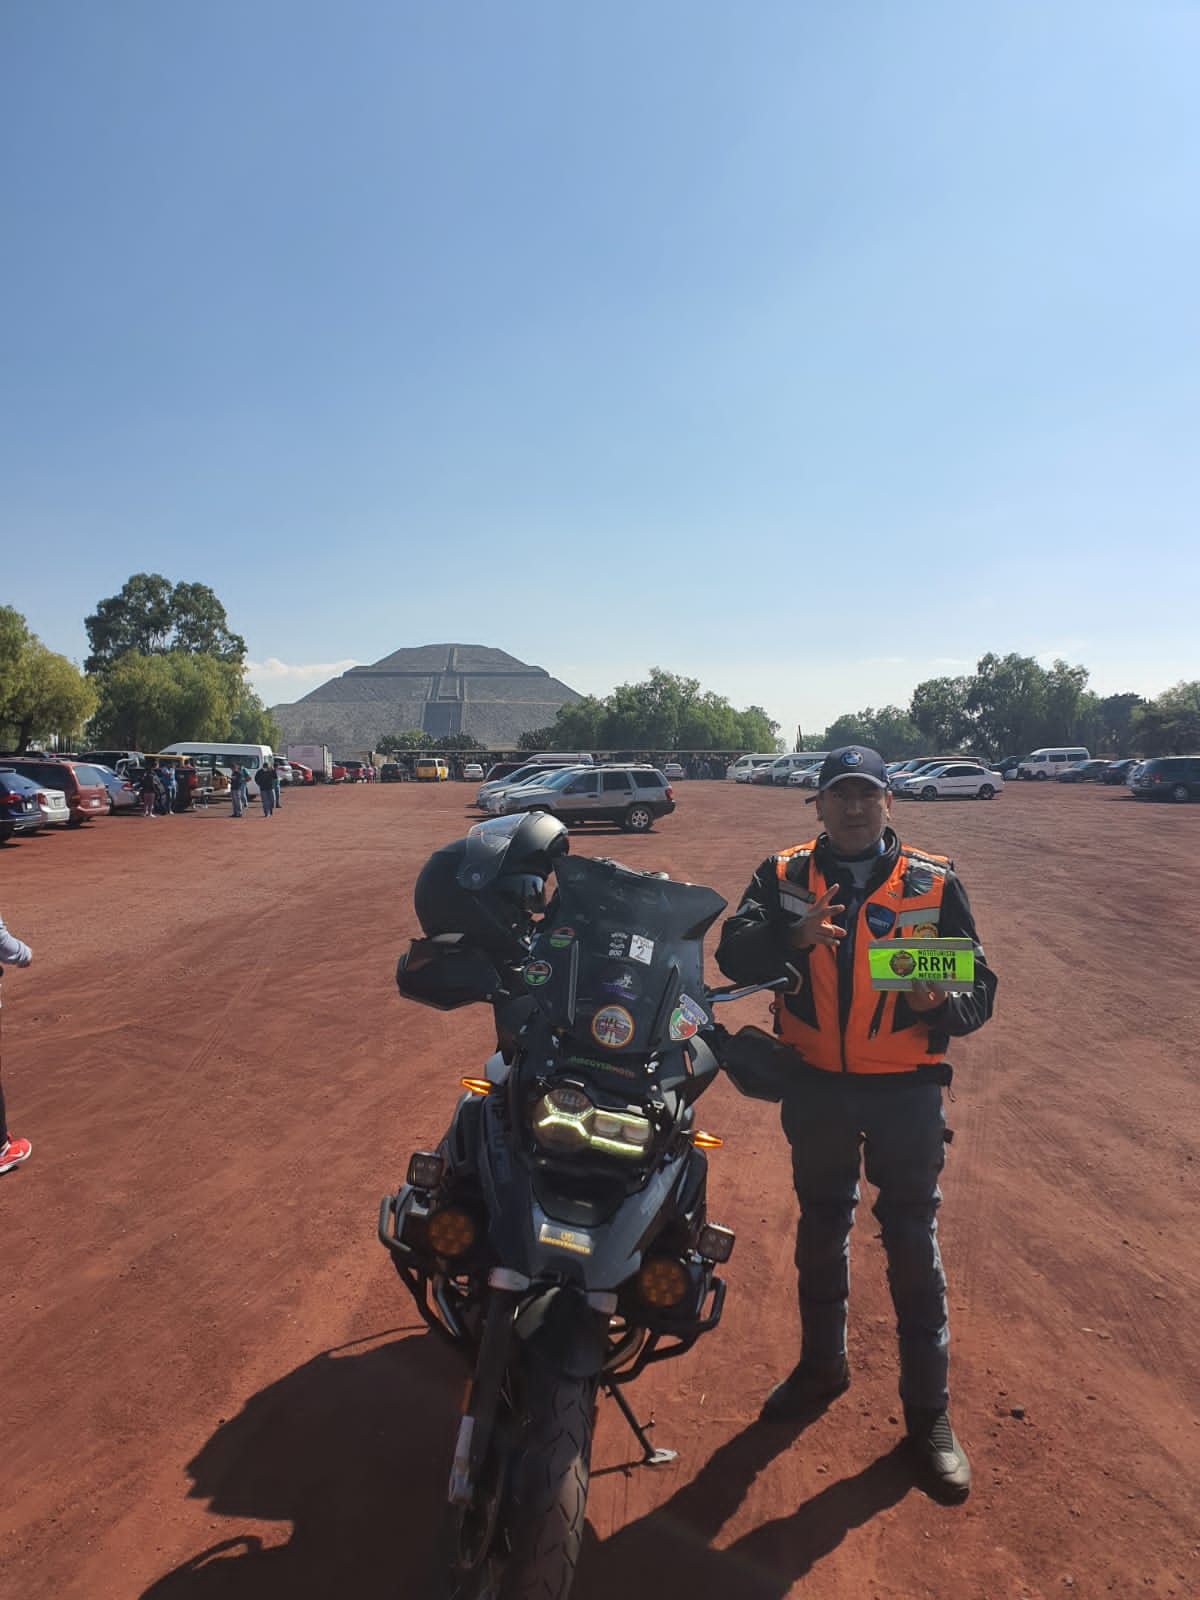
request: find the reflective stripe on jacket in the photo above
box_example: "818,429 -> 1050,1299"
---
772,837 -> 951,1075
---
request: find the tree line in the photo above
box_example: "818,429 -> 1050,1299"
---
1,574 -> 279,753
812,653 -> 1200,761
514,668 -> 779,754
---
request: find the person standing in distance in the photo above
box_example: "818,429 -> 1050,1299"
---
229,761 -> 248,818
255,760 -> 279,818
715,746 -> 997,1500
0,908 -> 34,1174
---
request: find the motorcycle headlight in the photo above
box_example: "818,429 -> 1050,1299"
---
530,1086 -> 653,1161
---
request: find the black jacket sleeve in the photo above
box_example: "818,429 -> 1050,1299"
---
923,870 -> 997,1037
715,858 -> 798,986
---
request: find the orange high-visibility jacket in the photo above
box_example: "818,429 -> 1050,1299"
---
773,838 -> 951,1075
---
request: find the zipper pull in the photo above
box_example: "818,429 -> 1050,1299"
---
867,993 -> 887,1040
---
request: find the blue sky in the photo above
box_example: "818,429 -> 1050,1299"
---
4,1 -> 1198,743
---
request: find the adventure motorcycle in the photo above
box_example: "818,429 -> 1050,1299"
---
378,814 -> 785,1600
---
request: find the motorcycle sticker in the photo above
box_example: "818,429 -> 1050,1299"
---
591,1004 -> 635,1049
629,934 -> 655,964
602,978 -> 638,1000
677,993 -> 707,1028
538,1221 -> 594,1256
549,926 -> 575,948
669,1006 -> 698,1042
524,960 -> 553,986
608,932 -> 629,958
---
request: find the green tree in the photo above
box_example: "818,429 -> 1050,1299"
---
819,706 -> 925,759
732,706 -> 782,751
90,650 -> 242,750
230,687 -> 282,747
909,676 -> 974,752
1094,692 -> 1146,756
964,653 -> 1049,759
1042,659 -> 1090,743
0,613 -> 97,751
378,730 -> 431,754
85,573 -> 246,673
1131,682 -> 1200,756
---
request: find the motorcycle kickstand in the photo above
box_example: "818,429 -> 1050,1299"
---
602,1379 -> 677,1466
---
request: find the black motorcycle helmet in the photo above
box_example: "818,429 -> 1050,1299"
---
413,813 -> 569,957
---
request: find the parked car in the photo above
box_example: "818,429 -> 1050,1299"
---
749,763 -> 776,785
477,760 -> 589,808
415,757 -> 450,782
727,754 -> 778,782
290,762 -> 313,785
0,771 -> 46,843
893,762 -> 1004,801
1128,756 -> 1200,803
787,763 -> 824,788
1054,759 -> 1112,783
273,759 -> 297,785
91,764 -> 139,813
380,762 -> 409,782
496,765 -> 676,832
662,762 -> 686,781
461,762 -> 485,781
0,757 -> 108,825
339,759 -> 369,782
1102,758 -> 1139,785
330,764 -> 347,783
30,784 -> 72,827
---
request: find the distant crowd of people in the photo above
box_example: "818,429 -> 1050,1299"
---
133,758 -> 290,818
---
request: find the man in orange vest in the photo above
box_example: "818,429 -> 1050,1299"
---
716,745 -> 997,1500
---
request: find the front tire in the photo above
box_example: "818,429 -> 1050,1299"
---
920,786 -> 938,802
978,784 -> 995,800
624,804 -> 654,832
500,1369 -> 595,1600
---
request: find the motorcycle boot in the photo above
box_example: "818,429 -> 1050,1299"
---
760,1355 -> 850,1422
904,1406 -> 972,1500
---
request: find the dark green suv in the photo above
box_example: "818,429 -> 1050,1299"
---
1129,757 -> 1200,802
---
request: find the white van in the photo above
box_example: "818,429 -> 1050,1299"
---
767,751 -> 830,786
161,742 -> 275,800
726,753 -> 780,783
1017,747 -> 1090,780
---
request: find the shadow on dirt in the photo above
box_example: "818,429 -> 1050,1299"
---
140,1331 -> 913,1600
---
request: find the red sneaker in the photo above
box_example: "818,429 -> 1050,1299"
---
0,1137 -> 32,1174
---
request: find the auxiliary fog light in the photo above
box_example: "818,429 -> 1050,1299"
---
637,1257 -> 690,1309
696,1223 -> 736,1264
407,1151 -> 445,1189
426,1208 -> 478,1258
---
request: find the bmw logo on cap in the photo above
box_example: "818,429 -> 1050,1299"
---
842,749 -> 864,767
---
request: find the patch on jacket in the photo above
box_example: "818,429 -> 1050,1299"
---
865,904 -> 897,937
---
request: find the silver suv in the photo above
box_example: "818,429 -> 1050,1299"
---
495,765 -> 676,832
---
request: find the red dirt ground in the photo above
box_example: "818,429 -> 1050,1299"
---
2,780 -> 1197,1600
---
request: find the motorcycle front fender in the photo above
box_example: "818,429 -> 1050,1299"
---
514,1286 -> 609,1379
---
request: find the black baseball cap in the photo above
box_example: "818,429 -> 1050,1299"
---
812,746 -> 890,796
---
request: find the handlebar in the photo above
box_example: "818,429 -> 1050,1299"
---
706,977 -> 790,1005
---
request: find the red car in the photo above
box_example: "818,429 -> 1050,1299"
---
330,764 -> 347,783
0,757 -> 109,825
291,762 -> 314,785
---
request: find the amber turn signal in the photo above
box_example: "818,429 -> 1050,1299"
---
691,1130 -> 724,1149
460,1077 -> 493,1095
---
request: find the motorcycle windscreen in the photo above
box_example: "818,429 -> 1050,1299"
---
522,855 -> 726,1055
